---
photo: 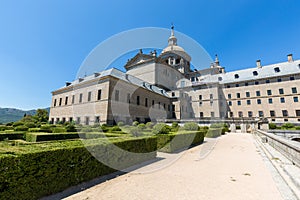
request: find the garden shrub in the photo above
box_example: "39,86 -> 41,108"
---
0,126 -> 14,131
269,123 -> 277,130
117,121 -> 124,127
206,128 -> 222,138
28,128 -> 41,132
137,123 -> 146,130
66,124 -> 76,132
132,121 -> 139,126
281,123 -> 295,129
210,123 -> 229,134
295,126 -> 300,130
0,132 -> 24,141
24,122 -> 36,128
12,121 -> 24,127
109,126 -> 121,132
39,125 -> 52,133
14,125 -> 29,132
183,122 -> 199,131
145,122 -> 154,129
52,127 -> 66,133
0,137 -> 157,200
152,123 -> 171,134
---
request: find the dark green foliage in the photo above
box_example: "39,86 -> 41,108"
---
117,121 -> 124,127
236,125 -> 241,130
206,128 -> 222,138
152,123 -> 171,134
39,125 -> 52,133
5,122 -> 13,126
281,123 -> 295,129
0,137 -> 157,200
137,123 -> 146,130
24,122 -> 36,128
0,125 -> 14,131
295,126 -> 300,130
132,121 -> 139,126
28,128 -> 40,132
14,125 -> 29,132
65,124 -> 76,132
52,127 -> 66,133
145,122 -> 154,129
0,132 -> 24,141
110,126 -> 121,132
269,123 -> 277,130
183,122 -> 199,131
157,131 -> 206,153
12,121 -> 24,127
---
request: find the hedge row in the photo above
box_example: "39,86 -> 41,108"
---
205,128 -> 222,138
0,132 -> 25,141
0,137 -> 157,200
157,131 -> 206,153
25,132 -> 125,142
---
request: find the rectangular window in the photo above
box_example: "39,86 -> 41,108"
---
54,99 -> 57,107
248,111 -> 253,117
267,90 -> 272,95
255,81 -> 259,85
211,112 -> 215,117
127,93 -> 130,103
279,88 -> 284,94
228,101 -> 232,106
266,80 -> 270,83
245,82 -> 249,86
296,110 -> 300,117
246,100 -> 251,105
228,94 -> 231,99
85,117 -> 89,125
246,92 -> 250,97
210,94 -> 213,99
152,100 -> 155,107
62,117 -> 66,123
210,100 -> 213,106
164,103 -> 166,109
65,96 -> 68,105
79,93 -> 83,103
282,110 -> 288,117
270,110 -> 275,117
292,87 -> 297,94
69,117 -> 73,122
199,95 -> 202,100
76,117 -> 81,124
95,116 -> 100,123
137,96 -> 140,105
236,93 -> 240,98
200,112 -> 204,118
259,111 -> 264,117
59,98 -> 62,106
238,111 -> 243,117
277,78 -> 282,82
145,98 -> 148,107
115,90 -> 119,101
256,91 -> 261,96
172,92 -> 175,97
237,100 -> 241,106
159,102 -> 161,109
97,89 -> 102,100
72,95 -> 75,104
257,99 -> 261,104
88,91 -> 92,102
294,97 -> 299,102
290,76 -> 295,81
199,101 -> 202,106
268,98 -> 273,104
280,97 -> 285,103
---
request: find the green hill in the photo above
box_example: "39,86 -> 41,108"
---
0,107 -> 50,124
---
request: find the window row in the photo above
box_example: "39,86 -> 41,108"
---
228,96 -> 299,106
229,110 -> 300,118
50,116 -> 101,125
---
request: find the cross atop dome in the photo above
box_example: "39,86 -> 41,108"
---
168,24 -> 177,46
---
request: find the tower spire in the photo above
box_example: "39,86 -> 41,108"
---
168,23 -> 177,46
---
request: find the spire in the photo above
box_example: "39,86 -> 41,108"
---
168,24 -> 177,46
215,54 -> 220,66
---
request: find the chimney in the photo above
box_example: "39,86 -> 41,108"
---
256,60 -> 262,68
65,82 -> 72,87
287,54 -> 293,62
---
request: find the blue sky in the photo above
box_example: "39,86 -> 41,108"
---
0,0 -> 300,110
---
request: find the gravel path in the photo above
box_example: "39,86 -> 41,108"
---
64,133 -> 284,200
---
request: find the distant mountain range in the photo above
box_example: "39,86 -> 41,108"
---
0,107 -> 50,124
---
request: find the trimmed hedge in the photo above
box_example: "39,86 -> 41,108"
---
157,131 -> 206,153
0,132 -> 24,141
206,128 -> 222,138
0,137 -> 157,200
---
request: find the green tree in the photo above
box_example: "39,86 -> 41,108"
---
34,109 -> 49,122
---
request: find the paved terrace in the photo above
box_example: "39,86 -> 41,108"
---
45,133 -> 299,200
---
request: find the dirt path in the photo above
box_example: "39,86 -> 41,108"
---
65,133 -> 283,200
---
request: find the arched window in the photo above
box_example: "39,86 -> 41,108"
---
274,67 -> 280,73
234,74 -> 239,79
253,71 -> 258,76
218,77 -> 222,81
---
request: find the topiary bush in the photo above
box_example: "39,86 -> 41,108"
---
183,122 -> 199,131
110,126 -> 121,132
206,128 -> 222,138
281,123 -> 295,129
295,126 -> 300,130
66,124 -> 76,132
12,121 -> 24,127
39,125 -> 53,133
132,121 -> 139,126
145,122 -> 154,129
117,121 -> 124,127
28,128 -> 41,132
52,127 -> 66,133
137,123 -> 146,130
14,125 -> 29,131
152,123 -> 171,134
24,122 -> 36,128
269,123 -> 277,130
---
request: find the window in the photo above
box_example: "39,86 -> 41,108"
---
69,117 -> 73,122
95,116 -> 100,123
279,88 -> 284,94
230,112 -> 233,117
211,112 -> 215,117
266,79 -> 270,83
127,93 -> 131,103
54,99 -> 57,107
268,98 -> 273,104
277,78 -> 282,82
137,96 -> 140,105
292,87 -> 297,94
200,112 -> 204,118
257,99 -> 261,104
234,74 -> 239,79
256,91 -> 261,96
152,100 -> 155,107
248,111 -> 253,117
246,99 -> 251,105
245,82 -> 249,86
280,97 -> 285,103
199,95 -> 202,100
237,100 -> 241,106
274,67 -> 280,73
172,92 -> 175,97
76,117 -> 81,124
199,101 -> 202,106
64,96 -> 68,105
270,110 -> 276,117
236,93 -> 240,98
294,97 -> 299,102
210,100 -> 213,106
255,81 -> 259,85
218,77 -> 222,81
79,93 -> 83,103
159,102 -> 161,109
163,103 -> 166,109
115,90 -> 119,101
253,71 -> 258,76
238,111 -> 243,117
228,94 -> 232,99
62,117 -> 66,123
258,111 -> 264,117
290,76 -> 295,81
296,110 -> 300,117
236,84 -> 239,87
59,98 -> 62,106
282,110 -> 288,117
227,85 -> 231,88
246,92 -> 250,97
267,90 -> 272,95
85,117 -> 89,125
210,94 -> 213,99
145,98 -> 148,107
72,95 -> 75,104
97,89 -> 102,100
180,80 -> 185,87
88,91 -> 92,102
228,101 -> 232,106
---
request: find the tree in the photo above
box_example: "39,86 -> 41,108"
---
33,109 -> 49,122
